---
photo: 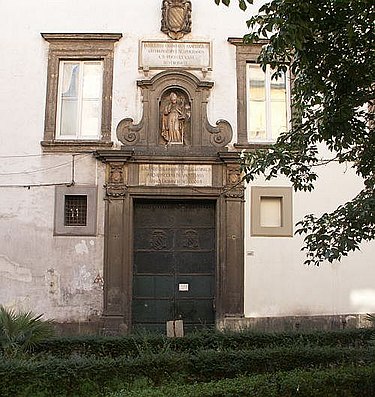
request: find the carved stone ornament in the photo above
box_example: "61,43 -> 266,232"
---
105,163 -> 128,197
161,0 -> 192,40
224,165 -> 245,199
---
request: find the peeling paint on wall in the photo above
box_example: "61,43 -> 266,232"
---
0,213 -> 17,219
4,296 -> 32,312
75,240 -> 89,255
0,254 -> 32,282
45,268 -> 61,305
72,264 -> 95,292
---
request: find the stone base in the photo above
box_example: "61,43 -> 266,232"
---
52,316 -> 128,336
219,314 -> 373,333
53,320 -> 104,336
52,314 -> 373,336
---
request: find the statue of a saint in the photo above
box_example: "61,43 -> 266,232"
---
161,92 -> 190,144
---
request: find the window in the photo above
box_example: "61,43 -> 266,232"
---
54,186 -> 97,236
247,64 -> 290,142
251,187 -> 293,237
41,33 -> 122,152
229,38 -> 291,146
64,195 -> 88,226
57,61 -> 103,140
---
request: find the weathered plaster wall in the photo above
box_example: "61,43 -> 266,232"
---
0,0 -> 374,326
244,160 -> 375,317
0,157 -> 106,322
0,0 -> 250,323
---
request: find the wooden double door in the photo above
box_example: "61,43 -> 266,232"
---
132,200 -> 216,331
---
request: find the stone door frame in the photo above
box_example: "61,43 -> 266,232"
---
95,150 -> 244,334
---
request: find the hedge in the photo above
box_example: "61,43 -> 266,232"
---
30,328 -> 375,358
1,347 -> 375,396
112,365 -> 375,397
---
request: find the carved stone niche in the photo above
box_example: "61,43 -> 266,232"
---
160,88 -> 191,145
116,70 -> 233,153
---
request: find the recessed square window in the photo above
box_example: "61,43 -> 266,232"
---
251,187 -> 293,237
260,196 -> 282,228
55,186 -> 97,236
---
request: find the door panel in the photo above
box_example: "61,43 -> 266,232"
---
132,299 -> 173,323
134,252 -> 174,273
133,275 -> 175,297
175,275 -> 215,298
133,200 -> 215,332
176,300 -> 215,323
177,252 -> 215,273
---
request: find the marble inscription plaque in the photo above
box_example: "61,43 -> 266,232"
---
139,164 -> 212,186
140,40 -> 211,70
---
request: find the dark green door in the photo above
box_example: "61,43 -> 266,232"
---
133,200 -> 215,332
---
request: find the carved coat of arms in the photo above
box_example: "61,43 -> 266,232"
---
161,0 -> 192,40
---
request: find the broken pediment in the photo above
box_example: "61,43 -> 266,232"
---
116,70 -> 233,153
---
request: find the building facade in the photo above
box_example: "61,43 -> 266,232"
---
0,0 -> 374,334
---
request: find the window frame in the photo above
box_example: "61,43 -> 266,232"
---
41,33 -> 122,152
251,186 -> 293,237
54,185 -> 98,236
228,38 -> 291,147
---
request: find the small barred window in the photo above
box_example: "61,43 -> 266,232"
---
64,195 -> 87,226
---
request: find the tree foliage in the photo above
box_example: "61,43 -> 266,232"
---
216,0 -> 375,265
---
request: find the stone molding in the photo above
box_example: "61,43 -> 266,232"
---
94,149 -> 245,327
228,38 -> 267,146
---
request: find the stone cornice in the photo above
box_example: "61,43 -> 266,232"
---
41,33 -> 123,42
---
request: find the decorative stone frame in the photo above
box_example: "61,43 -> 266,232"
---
116,70 -> 233,151
95,150 -> 245,334
228,38 -> 269,147
41,33 -> 122,152
54,185 -> 98,236
251,186 -> 293,237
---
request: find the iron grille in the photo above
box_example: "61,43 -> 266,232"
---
64,195 -> 87,226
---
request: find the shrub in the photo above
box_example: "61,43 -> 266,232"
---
33,328 -> 375,358
110,365 -> 375,397
0,306 -> 55,359
1,346 -> 375,396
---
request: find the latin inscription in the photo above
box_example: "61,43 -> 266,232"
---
140,41 -> 211,70
139,164 -> 212,186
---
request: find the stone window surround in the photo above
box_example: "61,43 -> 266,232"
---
54,185 -> 98,236
251,186 -> 293,237
41,33 -> 122,152
228,38 -> 291,148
